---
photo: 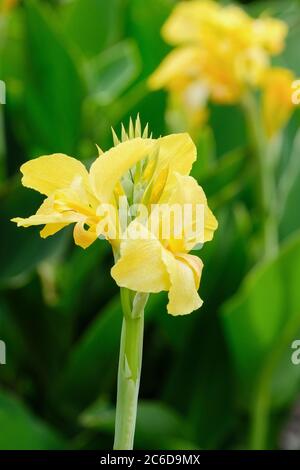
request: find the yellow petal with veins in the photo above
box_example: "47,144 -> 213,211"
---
20,154 -> 89,196
157,133 -> 196,177
12,213 -> 80,227
175,253 -> 203,289
111,223 -> 169,293
40,223 -> 68,238
154,173 -> 217,251
111,221 -> 203,315
90,139 -> 153,203
162,249 -> 203,315
90,134 -> 196,205
11,197 -> 83,228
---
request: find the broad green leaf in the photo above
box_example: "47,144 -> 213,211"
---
246,0 -> 299,24
0,390 -> 64,450
222,232 -> 300,407
56,296 -> 122,411
0,299 -> 28,382
80,398 -> 196,449
197,148 -> 248,211
63,0 -> 124,57
161,297 -> 236,449
23,0 -> 83,155
127,0 -> 173,78
85,40 -> 141,106
209,104 -> 247,157
118,0 -> 174,137
57,241 -> 110,316
0,181 -> 67,286
280,125 -> 300,240
0,106 -> 5,182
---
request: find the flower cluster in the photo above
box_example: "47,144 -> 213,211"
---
12,117 -> 218,315
149,0 -> 295,136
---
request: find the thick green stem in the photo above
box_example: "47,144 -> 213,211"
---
113,289 -> 148,450
250,370 -> 271,449
261,137 -> 281,259
242,93 -> 283,449
242,93 -> 280,259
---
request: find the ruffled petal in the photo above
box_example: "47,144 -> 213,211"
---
149,173 -> 217,252
161,0 -> 219,45
157,133 -> 197,178
40,223 -> 68,238
20,153 -> 89,196
165,173 -> 218,249
11,197 -> 82,229
73,222 -> 98,249
148,46 -> 202,90
111,222 -> 169,293
175,253 -> 203,289
12,213 -> 79,227
161,249 -> 203,315
111,221 -> 203,315
90,131 -> 199,213
90,139 -> 153,203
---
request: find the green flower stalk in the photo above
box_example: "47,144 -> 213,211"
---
114,289 -> 148,449
11,116 -> 218,449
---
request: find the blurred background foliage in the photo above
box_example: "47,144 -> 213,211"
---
0,0 -> 300,450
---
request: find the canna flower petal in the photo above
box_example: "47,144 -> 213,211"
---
11,197 -> 82,231
40,223 -> 69,238
151,173 -> 218,252
12,213 -> 79,227
90,133 -> 196,203
90,138 -> 153,203
261,68 -> 295,138
165,173 -> 217,244
12,155 -> 100,245
148,47 -> 203,91
111,221 -> 203,315
158,132 -> 196,177
73,222 -> 98,249
111,223 -> 170,293
161,249 -> 203,315
161,0 -> 219,45
20,153 -> 90,196
175,253 -> 203,290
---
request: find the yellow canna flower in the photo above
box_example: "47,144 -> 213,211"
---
261,68 -> 296,138
12,117 -> 218,450
111,170 -> 217,315
149,0 -> 288,111
11,153 -> 101,249
12,117 -> 217,315
91,120 -> 218,315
